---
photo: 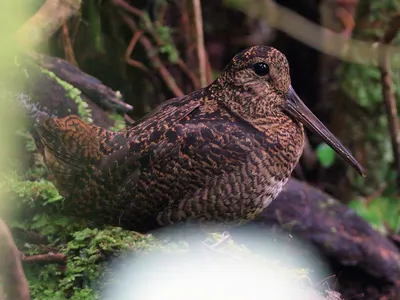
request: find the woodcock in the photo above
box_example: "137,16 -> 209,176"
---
36,46 -> 365,233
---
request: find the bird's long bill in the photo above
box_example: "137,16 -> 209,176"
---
284,86 -> 366,177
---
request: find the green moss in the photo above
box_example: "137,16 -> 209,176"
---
40,68 -> 93,123
108,113 -> 126,132
2,166 -> 163,299
20,225 -> 165,299
155,24 -> 179,63
338,2 -> 400,235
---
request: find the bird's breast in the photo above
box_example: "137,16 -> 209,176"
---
177,122 -> 304,225
124,111 -> 306,229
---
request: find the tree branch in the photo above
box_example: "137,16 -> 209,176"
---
14,0 -> 81,50
61,23 -> 78,66
193,0 -> 207,87
378,13 -> 400,193
21,253 -> 66,264
0,219 -> 30,300
120,12 -> 185,97
113,0 -> 201,92
226,0 -> 400,67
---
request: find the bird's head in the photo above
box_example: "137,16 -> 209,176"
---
212,45 -> 365,177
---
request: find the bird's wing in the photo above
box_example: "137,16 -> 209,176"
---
91,97 -> 204,190
35,115 -> 127,193
110,115 -> 266,231
35,93 -> 202,199
111,112 -> 257,206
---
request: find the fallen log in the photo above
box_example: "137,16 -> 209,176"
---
232,178 -> 400,300
4,52 -> 131,130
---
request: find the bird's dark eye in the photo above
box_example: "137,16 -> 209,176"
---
253,62 -> 270,76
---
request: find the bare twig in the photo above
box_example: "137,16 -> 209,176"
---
336,7 -> 355,37
0,219 -> 30,300
180,0 -> 192,55
120,12 -> 184,97
124,30 -> 165,101
61,23 -> 78,66
178,1 -> 208,88
111,0 -> 144,17
193,0 -> 207,87
378,13 -> 400,193
112,0 -> 160,42
140,35 -> 185,97
70,12 -> 82,43
125,30 -> 150,73
15,0 -> 81,49
21,253 -> 66,264
114,0 -> 200,91
177,59 -> 201,89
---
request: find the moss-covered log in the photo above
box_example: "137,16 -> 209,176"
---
3,53 -> 130,130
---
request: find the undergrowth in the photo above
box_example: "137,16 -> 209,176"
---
338,0 -> 400,236
1,130 -> 164,299
0,128 -> 334,299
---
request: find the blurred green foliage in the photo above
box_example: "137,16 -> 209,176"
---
156,24 -> 179,63
349,197 -> 400,235
316,143 -> 336,168
341,0 -> 400,235
87,0 -> 105,53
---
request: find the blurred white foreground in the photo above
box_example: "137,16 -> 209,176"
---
101,228 -> 330,300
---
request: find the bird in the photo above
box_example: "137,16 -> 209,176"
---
35,45 -> 365,235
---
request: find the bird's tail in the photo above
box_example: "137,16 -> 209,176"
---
35,115 -> 115,192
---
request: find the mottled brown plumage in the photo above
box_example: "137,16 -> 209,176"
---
36,46 -> 364,233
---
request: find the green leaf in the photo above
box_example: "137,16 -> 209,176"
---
316,143 -> 335,168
